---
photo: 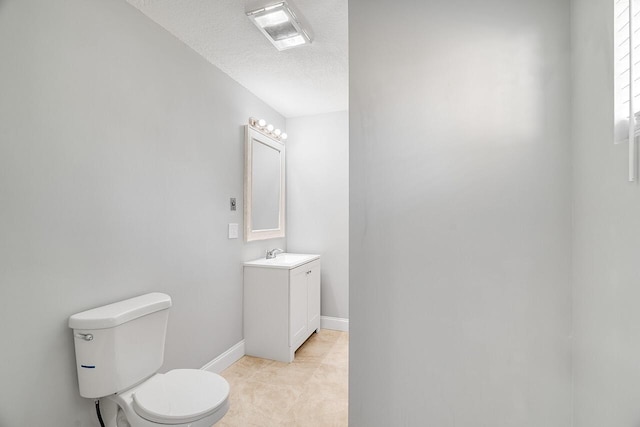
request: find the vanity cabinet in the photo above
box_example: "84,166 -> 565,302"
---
244,255 -> 321,363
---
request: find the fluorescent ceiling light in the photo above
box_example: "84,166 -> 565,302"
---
254,10 -> 289,27
246,0 -> 313,51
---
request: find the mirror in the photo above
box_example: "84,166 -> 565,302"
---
244,125 -> 286,241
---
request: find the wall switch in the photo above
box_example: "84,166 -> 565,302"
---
228,223 -> 239,239
230,198 -> 237,211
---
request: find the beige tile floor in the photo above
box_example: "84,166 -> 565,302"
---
218,329 -> 348,427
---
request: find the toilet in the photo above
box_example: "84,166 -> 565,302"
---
69,293 -> 230,427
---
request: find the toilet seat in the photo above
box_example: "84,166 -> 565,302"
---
132,369 -> 230,425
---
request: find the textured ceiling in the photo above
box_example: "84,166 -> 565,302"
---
126,0 -> 348,118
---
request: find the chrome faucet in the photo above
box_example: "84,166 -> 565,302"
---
266,248 -> 284,259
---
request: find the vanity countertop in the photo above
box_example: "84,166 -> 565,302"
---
244,253 -> 320,270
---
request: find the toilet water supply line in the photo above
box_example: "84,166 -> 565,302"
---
95,399 -> 106,427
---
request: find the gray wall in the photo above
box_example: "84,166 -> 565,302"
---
0,0 -> 284,425
349,0 -> 572,425
287,111 -> 349,320
571,0 -> 640,425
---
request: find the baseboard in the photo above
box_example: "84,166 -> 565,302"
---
201,340 -> 245,374
321,316 -> 349,332
199,319 -> 346,374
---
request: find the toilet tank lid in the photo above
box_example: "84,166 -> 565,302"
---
68,293 -> 172,330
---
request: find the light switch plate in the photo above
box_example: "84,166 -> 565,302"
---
228,223 -> 239,239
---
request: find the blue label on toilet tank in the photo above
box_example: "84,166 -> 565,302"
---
80,365 -> 96,369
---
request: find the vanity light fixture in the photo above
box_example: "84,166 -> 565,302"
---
245,0 -> 313,51
249,117 -> 288,142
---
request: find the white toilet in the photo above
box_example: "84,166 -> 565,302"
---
69,293 -> 230,427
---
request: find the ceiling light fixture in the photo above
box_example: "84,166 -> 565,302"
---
245,0 -> 313,51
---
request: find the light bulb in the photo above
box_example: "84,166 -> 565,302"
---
266,124 -> 274,132
274,129 -> 282,137
281,133 -> 288,140
258,119 -> 267,127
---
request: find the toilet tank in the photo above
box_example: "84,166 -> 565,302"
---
68,293 -> 172,398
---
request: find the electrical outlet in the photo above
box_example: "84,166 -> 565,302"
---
228,223 -> 238,239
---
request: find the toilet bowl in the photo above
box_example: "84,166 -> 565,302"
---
69,293 -> 230,427
110,369 -> 229,427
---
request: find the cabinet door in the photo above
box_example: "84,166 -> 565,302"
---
289,266 -> 308,347
307,263 -> 321,332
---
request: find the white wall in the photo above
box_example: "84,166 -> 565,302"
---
286,111 -> 349,320
349,0 -> 572,425
571,0 -> 640,425
0,0 -> 284,425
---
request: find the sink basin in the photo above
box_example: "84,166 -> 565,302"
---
244,253 -> 320,269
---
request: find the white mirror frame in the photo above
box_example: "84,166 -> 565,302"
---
244,125 -> 286,242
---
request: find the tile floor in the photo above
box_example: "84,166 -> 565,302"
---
218,329 -> 348,427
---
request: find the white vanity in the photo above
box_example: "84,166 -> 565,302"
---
243,253 -> 321,363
